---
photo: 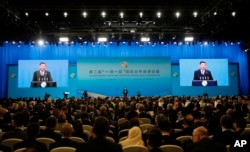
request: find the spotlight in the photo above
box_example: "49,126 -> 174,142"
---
63,12 -> 68,17
141,37 -> 150,42
157,12 -> 161,18
82,11 -> 87,18
59,37 -> 69,42
184,36 -> 194,42
232,11 -> 236,17
45,12 -> 49,16
98,37 -> 107,42
193,11 -> 198,17
101,11 -> 106,18
175,11 -> 180,18
37,39 -> 45,46
120,12 -> 124,18
139,12 -> 143,18
25,12 -> 29,17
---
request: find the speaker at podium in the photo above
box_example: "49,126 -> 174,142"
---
30,81 -> 57,88
192,80 -> 218,86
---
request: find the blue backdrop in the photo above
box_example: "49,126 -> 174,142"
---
0,41 -> 248,98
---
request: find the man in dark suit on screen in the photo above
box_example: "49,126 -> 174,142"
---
32,61 -> 53,82
193,61 -> 213,80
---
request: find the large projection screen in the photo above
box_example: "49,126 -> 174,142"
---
77,57 -> 171,97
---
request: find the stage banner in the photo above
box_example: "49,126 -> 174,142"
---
77,57 -> 171,97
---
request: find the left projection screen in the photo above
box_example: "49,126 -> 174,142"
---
18,60 -> 68,88
77,57 -> 171,97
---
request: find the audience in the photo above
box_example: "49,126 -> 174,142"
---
119,126 -> 144,148
1,112 -> 27,141
38,116 -> 62,141
0,95 -> 249,152
72,119 -> 88,141
185,126 -> 226,152
155,114 -> 181,146
13,123 -> 47,152
147,127 -> 163,152
76,116 -> 122,152
212,115 -> 239,150
49,123 -> 79,151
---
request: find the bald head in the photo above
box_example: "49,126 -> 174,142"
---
61,123 -> 74,137
192,126 -> 209,143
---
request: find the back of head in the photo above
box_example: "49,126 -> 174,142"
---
61,123 -> 74,137
73,119 -> 83,133
157,119 -> 172,132
128,126 -> 142,139
129,117 -> 140,128
155,114 -> 167,125
126,110 -> 139,120
93,116 -> 109,137
183,114 -> 194,127
234,117 -> 246,129
220,115 -> 233,129
46,117 -> 57,129
147,127 -> 163,148
27,123 -> 40,139
192,126 -> 209,143
14,112 -> 26,127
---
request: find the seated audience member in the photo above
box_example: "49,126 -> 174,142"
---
118,117 -> 140,140
155,114 -> 181,146
185,126 -> 226,152
208,103 -> 224,135
147,127 -> 163,152
1,112 -> 27,141
233,117 -> 247,136
76,116 -> 122,152
174,114 -> 194,137
72,119 -> 88,141
138,104 -> 152,121
118,110 -> 139,131
55,112 -> 67,131
38,117 -> 62,141
212,115 -> 239,149
49,123 -> 79,151
13,123 -> 47,152
0,111 -> 14,132
119,126 -> 145,148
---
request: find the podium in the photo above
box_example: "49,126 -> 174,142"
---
30,81 -> 57,87
192,80 -> 218,86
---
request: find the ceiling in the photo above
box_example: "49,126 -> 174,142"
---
1,0 -> 250,44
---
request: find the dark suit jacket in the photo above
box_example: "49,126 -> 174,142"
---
76,137 -> 122,152
49,138 -> 79,151
185,138 -> 226,152
1,128 -> 27,141
13,138 -> 48,152
212,130 -> 239,152
193,69 -> 213,80
32,70 -> 53,82
38,128 -> 62,141
162,135 -> 182,146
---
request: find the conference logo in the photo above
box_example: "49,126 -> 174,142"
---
121,61 -> 128,68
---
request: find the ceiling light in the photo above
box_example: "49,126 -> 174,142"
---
120,12 -> 124,18
141,37 -> 150,42
25,12 -> 29,17
98,37 -> 107,42
193,11 -> 198,17
101,11 -> 106,18
157,12 -> 161,18
59,37 -> 69,42
82,11 -> 87,18
37,39 -> 45,46
64,12 -> 68,17
184,36 -> 194,42
139,12 -> 143,18
45,12 -> 49,16
175,11 -> 180,18
232,11 -> 236,17
213,12 -> 217,16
